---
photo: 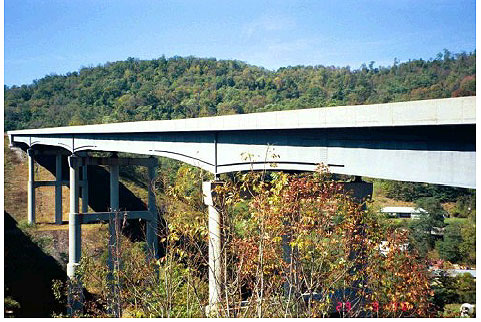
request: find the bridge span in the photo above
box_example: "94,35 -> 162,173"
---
8,96 -> 476,188
7,96 -> 476,314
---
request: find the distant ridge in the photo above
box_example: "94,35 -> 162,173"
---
5,51 -> 475,131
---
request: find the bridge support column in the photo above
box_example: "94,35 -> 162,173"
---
203,181 -> 224,315
81,163 -> 89,214
54,153 -> 63,224
341,177 -> 372,299
67,154 -> 83,315
67,155 -> 81,277
282,222 -> 298,298
27,148 -> 35,225
146,160 -> 158,259
341,177 -> 373,209
108,161 -> 121,317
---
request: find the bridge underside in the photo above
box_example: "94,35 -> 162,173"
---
10,124 -> 475,189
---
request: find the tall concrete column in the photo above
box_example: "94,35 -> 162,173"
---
108,161 -> 121,317
55,153 -> 63,224
67,155 -> 81,278
27,148 -> 35,225
342,178 -> 373,210
108,162 -> 120,273
341,178 -> 373,295
202,181 -> 224,313
81,164 -> 89,214
282,225 -> 293,297
146,161 -> 158,259
67,155 -> 83,316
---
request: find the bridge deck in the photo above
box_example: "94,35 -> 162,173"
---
8,96 -> 476,188
8,96 -> 475,135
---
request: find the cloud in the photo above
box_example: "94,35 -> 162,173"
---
241,14 -> 296,39
238,38 -> 321,70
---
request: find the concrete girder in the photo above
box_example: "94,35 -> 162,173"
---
9,123 -> 475,189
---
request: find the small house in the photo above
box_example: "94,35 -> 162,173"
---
380,206 -> 426,219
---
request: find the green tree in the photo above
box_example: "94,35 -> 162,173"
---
408,197 -> 446,257
436,222 -> 462,263
454,273 -> 476,303
459,223 -> 476,265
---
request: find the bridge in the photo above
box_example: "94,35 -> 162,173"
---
7,96 -> 476,314
9,96 -> 475,187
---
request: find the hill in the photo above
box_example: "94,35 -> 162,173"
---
4,50 -> 475,131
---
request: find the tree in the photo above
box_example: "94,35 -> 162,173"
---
436,223 -> 462,263
459,223 -> 476,265
408,197 -> 446,257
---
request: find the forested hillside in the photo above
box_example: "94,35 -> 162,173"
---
4,50 -> 475,131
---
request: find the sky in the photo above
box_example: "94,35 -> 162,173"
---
4,0 -> 476,86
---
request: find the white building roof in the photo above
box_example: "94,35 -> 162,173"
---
380,207 -> 426,214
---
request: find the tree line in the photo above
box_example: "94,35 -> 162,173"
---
4,50 -> 475,131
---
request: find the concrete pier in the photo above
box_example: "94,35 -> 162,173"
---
27,148 -> 35,225
108,162 -> 120,274
67,155 -> 81,278
81,164 -> 89,214
108,161 -> 121,317
203,181 -> 224,313
146,161 -> 158,259
55,153 -> 63,224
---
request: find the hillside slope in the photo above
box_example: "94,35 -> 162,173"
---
5,51 -> 475,131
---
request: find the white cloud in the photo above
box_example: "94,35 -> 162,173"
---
241,14 -> 296,39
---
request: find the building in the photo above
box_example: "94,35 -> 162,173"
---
380,206 -> 426,219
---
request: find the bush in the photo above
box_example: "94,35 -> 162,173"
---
436,223 -> 462,263
454,273 -> 476,304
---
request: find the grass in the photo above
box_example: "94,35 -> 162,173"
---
442,303 -> 467,318
389,218 -> 412,225
444,217 -> 468,225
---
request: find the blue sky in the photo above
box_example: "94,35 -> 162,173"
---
5,0 -> 476,86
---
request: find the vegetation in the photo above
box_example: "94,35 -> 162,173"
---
407,197 -> 446,257
379,180 -> 473,203
58,167 -> 436,317
431,272 -> 476,315
4,50 -> 475,131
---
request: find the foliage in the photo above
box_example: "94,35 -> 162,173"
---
213,168 -> 434,317
454,273 -> 476,304
436,220 -> 476,265
436,223 -> 462,263
452,193 -> 476,218
430,271 -> 458,311
4,296 -> 21,316
458,222 -> 476,265
379,180 -> 472,203
408,197 -> 446,257
415,197 -> 447,227
64,167 -> 437,318
430,272 -> 476,313
5,51 -> 475,131
76,224 -> 209,317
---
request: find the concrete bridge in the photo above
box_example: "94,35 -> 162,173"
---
7,96 -> 476,315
